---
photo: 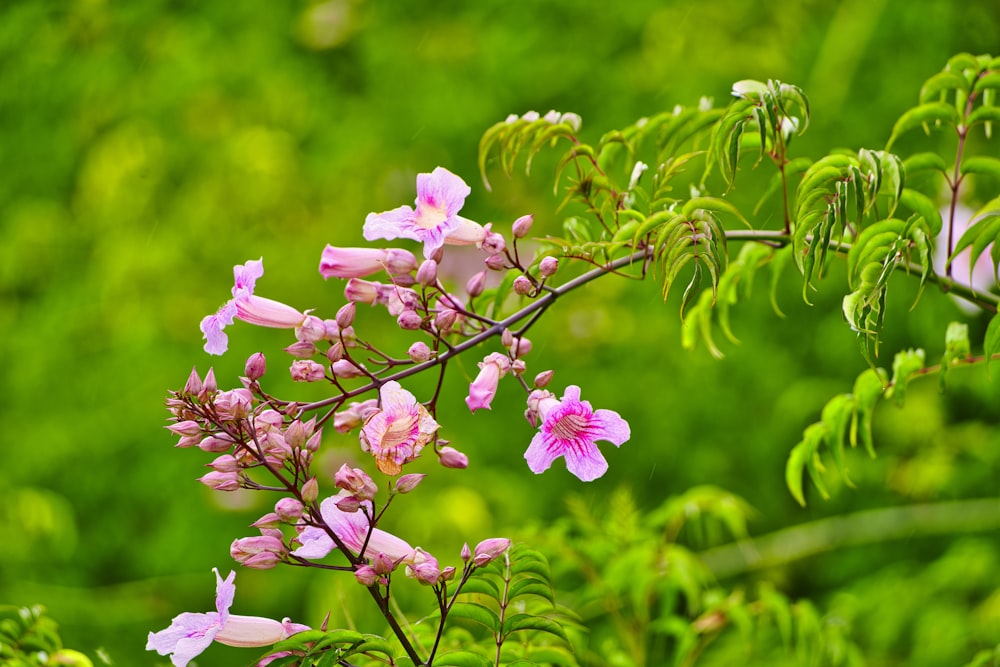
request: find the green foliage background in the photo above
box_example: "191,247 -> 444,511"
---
1,1 -> 998,665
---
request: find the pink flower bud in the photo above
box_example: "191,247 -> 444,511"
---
408,341 -> 432,362
509,337 -> 531,358
252,512 -> 282,529
332,359 -> 366,378
320,246 -> 392,279
501,328 -> 514,347
434,309 -> 458,331
335,495 -> 362,513
512,214 -> 534,238
243,552 -> 281,569
485,253 -> 506,271
295,316 -> 327,343
354,565 -> 379,586
202,368 -> 218,395
394,474 -> 426,494
336,303 -> 356,329
199,470 -> 240,491
461,543 -> 472,562
440,566 -> 456,582
481,231 -> 506,255
416,259 -> 438,286
327,342 -> 345,363
301,477 -> 319,504
533,370 -> 554,388
290,359 -> 327,382
244,352 -> 266,381
334,464 -> 378,501
275,498 -> 304,522
304,430 -> 322,452
371,552 -> 396,575
513,275 -> 533,295
465,270 -> 487,298
175,434 -> 200,448
397,310 -> 423,330
167,420 -> 202,437
255,409 -> 283,431
284,341 -> 317,358
438,446 -> 469,469
284,420 -> 310,449
385,249 -> 419,276
539,256 -> 559,278
231,535 -> 286,562
207,454 -> 239,473
334,400 -> 379,433
214,388 -> 254,420
473,538 -> 510,566
344,278 -> 380,305
511,359 -> 526,375
198,435 -> 234,453
183,368 -> 203,396
406,549 -> 442,585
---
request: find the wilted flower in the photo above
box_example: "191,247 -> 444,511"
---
524,385 -> 630,482
360,381 -> 439,475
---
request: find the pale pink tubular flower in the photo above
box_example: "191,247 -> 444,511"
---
292,491 -> 414,562
146,568 -> 309,667
200,259 -> 307,356
319,246 -> 418,279
524,385 -> 630,482
363,167 -> 479,259
360,381 -> 440,475
466,352 -> 511,413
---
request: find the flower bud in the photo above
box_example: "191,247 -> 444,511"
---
201,368 -> 218,396
543,109 -> 560,123
501,328 -> 514,347
175,434 -> 201,448
332,359 -> 366,378
533,369 -> 554,388
397,310 -> 423,330
485,253 -> 507,271
385,248 -> 419,275
416,259 -> 438,286
473,538 -> 511,566
354,565 -> 379,586
372,552 -> 396,575
231,535 -> 286,563
438,446 -> 469,469
408,341 -> 432,362
295,316 -> 327,343
207,454 -> 239,473
461,543 -> 472,562
167,420 -> 202,437
439,566 -> 457,582
391,272 -> 416,287
284,420 -> 309,449
327,342 -> 345,363
481,231 -> 506,255
198,435 -> 234,453
183,368 -> 203,396
275,498 -> 304,522
539,256 -> 559,278
511,359 -> 526,375
434,309 -> 458,331
336,303 -> 356,329
334,464 -> 378,501
244,353 -> 266,381
344,278 -> 380,305
394,474 -> 426,494
198,470 -> 240,491
285,341 -> 317,358
511,214 -> 534,238
513,275 -> 533,295
559,112 -> 582,132
243,552 -> 281,569
290,359 -> 327,382
509,337 -> 531,358
301,477 -> 319,504
252,512 -> 281,529
465,270 -> 487,298
335,495 -> 361,513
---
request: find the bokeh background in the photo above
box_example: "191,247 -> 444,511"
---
2,1 -> 999,665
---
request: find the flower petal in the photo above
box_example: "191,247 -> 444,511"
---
524,431 -> 558,474
594,409 -> 631,447
232,258 -> 264,300
291,526 -> 335,559
416,167 -> 471,218
200,301 -> 237,356
363,206 -> 417,243
562,441 -> 609,482
214,568 -> 236,621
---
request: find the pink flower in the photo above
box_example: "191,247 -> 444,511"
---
360,381 -> 439,475
319,246 -> 418,279
146,569 -> 309,667
465,352 -> 511,413
292,491 -> 414,562
200,259 -> 306,356
363,167 -> 481,259
524,385 -> 630,482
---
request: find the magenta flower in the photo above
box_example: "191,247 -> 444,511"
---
466,352 -> 511,413
524,385 -> 630,482
146,568 -> 309,667
200,259 -> 307,356
360,381 -> 439,475
319,246 -> 418,279
292,490 -> 414,562
363,167 -> 479,259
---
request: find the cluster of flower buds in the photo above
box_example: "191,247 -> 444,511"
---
504,109 -> 582,133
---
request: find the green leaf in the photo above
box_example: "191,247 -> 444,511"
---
967,105 -> 1000,130
903,151 -> 948,177
919,70 -> 972,102
681,196 -> 750,227
940,321 -> 971,390
984,312 -> 1000,378
888,348 -> 926,407
508,578 -> 555,603
431,650 -> 494,667
821,394 -> 856,487
448,602 -> 501,634
501,614 -> 569,642
961,155 -> 1000,181
459,575 -> 502,599
886,102 -> 960,150
899,188 -> 943,236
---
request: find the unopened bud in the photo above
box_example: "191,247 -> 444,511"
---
285,341 -> 317,358
290,359 -> 327,382
501,328 -> 514,347
511,359 -> 526,375
481,232 -> 506,255
335,495 -> 362,513
301,477 -> 319,504
354,565 -> 379,586
397,310 -> 423,330
512,214 -> 534,238
438,446 -> 469,469
392,273 -> 416,287
202,368 -> 218,395
184,368 -> 203,396
296,316 -> 327,343
327,342 -> 345,363
244,353 -> 266,381
394,474 -> 426,494
416,259 -> 438,286
509,337 -> 531,358
385,248 -> 418,275
408,341 -> 432,362
336,303 -> 356,329
533,370 -> 554,388
304,430 -> 322,453
332,359 -> 366,378
284,420 -> 309,449
251,512 -> 281,529
485,254 -> 506,271
513,275 -> 533,295
434,309 -> 457,331
461,543 -> 472,562
198,470 -> 240,492
243,552 -> 281,569
275,498 -> 304,522
372,552 -> 396,575
539,256 -> 559,278
207,454 -> 239,473
465,270 -> 487,298
334,464 -> 378,501
167,420 -> 202,437
199,435 -> 234,453
473,537 -> 511,566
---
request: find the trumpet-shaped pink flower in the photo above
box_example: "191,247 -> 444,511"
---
360,381 -> 439,475
466,352 -> 511,413
292,491 -> 414,562
524,385 -> 630,482
200,259 -> 306,355
319,246 -> 418,279
146,568 -> 309,667
363,167 -> 480,259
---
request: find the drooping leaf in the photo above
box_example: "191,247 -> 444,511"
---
885,102 -> 961,150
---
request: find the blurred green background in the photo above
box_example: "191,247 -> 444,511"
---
2,1 -> 999,665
